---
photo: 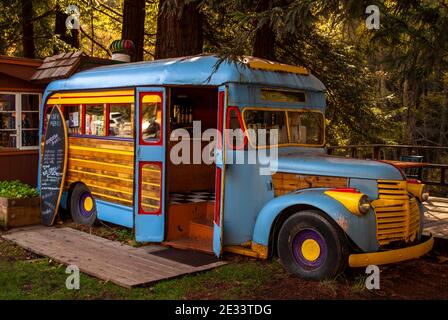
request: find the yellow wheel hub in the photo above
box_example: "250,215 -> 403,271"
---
83,196 -> 93,212
301,239 -> 321,262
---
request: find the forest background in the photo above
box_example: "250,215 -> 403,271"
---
1,0 -> 447,147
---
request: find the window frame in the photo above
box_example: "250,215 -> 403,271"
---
0,91 -> 41,150
43,89 -> 136,141
225,106 -> 248,150
241,107 -> 326,148
106,103 -> 134,140
84,103 -> 107,137
260,88 -> 307,104
138,161 -> 163,215
139,92 -> 164,146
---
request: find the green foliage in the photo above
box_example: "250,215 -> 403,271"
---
201,0 -> 448,146
1,0 -> 446,146
0,181 -> 38,199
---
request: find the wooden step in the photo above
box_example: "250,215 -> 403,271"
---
189,220 -> 213,241
163,238 -> 214,254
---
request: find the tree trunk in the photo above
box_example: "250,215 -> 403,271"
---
439,84 -> 448,146
21,0 -> 35,58
122,0 -> 146,62
402,77 -> 416,144
155,0 -> 203,59
252,0 -> 275,60
54,5 -> 80,54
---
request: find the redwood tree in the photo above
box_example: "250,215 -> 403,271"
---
252,0 -> 275,60
21,0 -> 35,58
122,0 -> 146,62
155,0 -> 203,59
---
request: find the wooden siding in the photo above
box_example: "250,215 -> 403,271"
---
65,137 -> 147,207
0,149 -> 38,186
140,163 -> 161,212
272,172 -> 348,196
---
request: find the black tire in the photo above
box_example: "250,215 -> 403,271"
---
277,210 -> 349,280
70,183 -> 97,226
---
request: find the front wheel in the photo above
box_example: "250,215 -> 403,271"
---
277,210 -> 349,280
70,183 -> 97,226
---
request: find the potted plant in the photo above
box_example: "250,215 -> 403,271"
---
0,180 -> 40,229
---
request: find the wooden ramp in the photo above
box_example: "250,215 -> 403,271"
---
424,196 -> 448,239
1,226 -> 227,288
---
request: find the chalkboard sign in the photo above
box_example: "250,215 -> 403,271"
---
40,106 -> 68,226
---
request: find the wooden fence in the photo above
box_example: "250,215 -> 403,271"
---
327,144 -> 448,190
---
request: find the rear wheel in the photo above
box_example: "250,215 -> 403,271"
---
70,183 -> 97,226
277,210 -> 348,280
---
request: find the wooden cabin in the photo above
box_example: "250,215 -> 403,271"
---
0,55 -> 43,186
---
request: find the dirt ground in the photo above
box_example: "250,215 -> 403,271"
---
2,222 -> 448,300
185,254 -> 448,300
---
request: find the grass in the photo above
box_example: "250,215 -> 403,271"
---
0,238 -> 277,300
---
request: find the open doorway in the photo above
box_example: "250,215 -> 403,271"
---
164,87 -> 218,253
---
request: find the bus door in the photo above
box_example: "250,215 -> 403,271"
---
213,86 -> 227,257
134,87 -> 166,242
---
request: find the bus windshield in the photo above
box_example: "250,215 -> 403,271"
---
243,109 -> 324,147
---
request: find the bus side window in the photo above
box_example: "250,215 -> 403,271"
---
85,104 -> 105,136
108,104 -> 133,139
63,105 -> 82,135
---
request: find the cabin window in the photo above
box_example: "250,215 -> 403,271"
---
0,94 -> 17,148
288,111 -> 324,145
261,89 -> 306,103
243,109 -> 288,146
85,104 -> 105,136
108,104 -> 133,139
21,94 -> 40,147
1,92 -> 41,149
141,93 -> 162,144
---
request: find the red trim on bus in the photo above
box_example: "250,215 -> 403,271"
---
226,106 -> 247,150
139,92 -> 163,146
214,166 -> 222,226
105,104 -> 110,136
328,188 -> 360,193
81,104 -> 86,134
138,161 -> 163,215
217,91 -> 225,150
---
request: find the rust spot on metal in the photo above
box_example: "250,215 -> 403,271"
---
337,216 -> 349,232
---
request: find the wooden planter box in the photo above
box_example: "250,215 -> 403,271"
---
0,196 -> 40,228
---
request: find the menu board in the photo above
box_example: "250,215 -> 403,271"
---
40,106 -> 68,226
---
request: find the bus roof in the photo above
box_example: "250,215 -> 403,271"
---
45,54 -> 326,93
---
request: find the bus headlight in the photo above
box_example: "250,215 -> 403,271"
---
324,189 -> 371,216
407,180 -> 429,202
358,195 -> 371,214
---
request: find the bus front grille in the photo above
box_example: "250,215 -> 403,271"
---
373,180 -> 420,247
